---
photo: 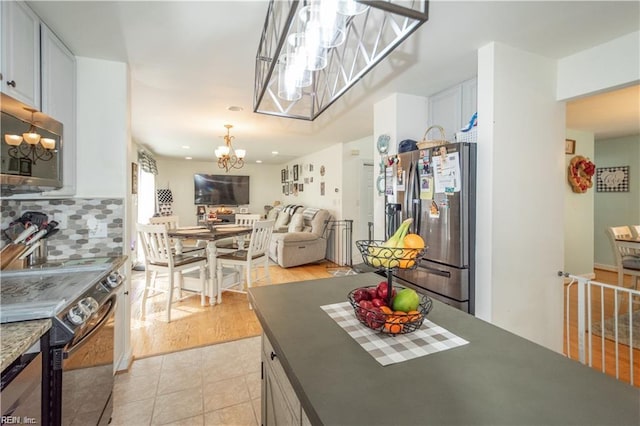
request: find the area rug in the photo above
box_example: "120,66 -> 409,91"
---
591,310 -> 640,349
327,267 -> 358,277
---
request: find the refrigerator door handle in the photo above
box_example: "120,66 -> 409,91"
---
404,161 -> 412,223
412,160 -> 422,233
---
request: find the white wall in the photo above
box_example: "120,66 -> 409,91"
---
373,93 -> 428,239
279,144 -> 343,218
75,57 -> 128,198
564,129 -> 595,277
154,158 -> 281,226
557,31 -> 640,101
477,42 -> 565,352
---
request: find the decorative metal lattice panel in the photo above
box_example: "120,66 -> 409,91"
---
254,0 -> 429,121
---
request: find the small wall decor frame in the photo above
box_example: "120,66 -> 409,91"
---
565,139 -> 576,155
596,166 -> 629,192
281,169 -> 286,183
284,184 -> 289,195
293,164 -> 299,181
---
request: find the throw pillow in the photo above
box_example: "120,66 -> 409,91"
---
288,213 -> 304,232
274,211 -> 290,229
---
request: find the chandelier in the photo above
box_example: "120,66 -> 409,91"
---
253,0 -> 429,121
4,108 -> 56,164
215,124 -> 246,172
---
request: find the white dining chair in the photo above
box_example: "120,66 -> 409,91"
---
216,214 -> 262,252
138,223 -> 208,322
215,220 -> 275,305
606,226 -> 640,289
149,215 -> 205,255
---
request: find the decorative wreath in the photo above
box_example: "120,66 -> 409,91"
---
568,155 -> 596,193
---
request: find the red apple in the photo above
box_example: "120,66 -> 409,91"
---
377,281 -> 391,299
352,288 -> 370,303
366,307 -> 385,329
371,298 -> 386,308
367,288 -> 378,300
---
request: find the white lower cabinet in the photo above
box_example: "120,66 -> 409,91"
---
262,333 -> 310,426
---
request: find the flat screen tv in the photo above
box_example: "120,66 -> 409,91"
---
194,174 -> 250,206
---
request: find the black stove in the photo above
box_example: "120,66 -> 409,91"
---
1,257 -> 125,345
0,256 -> 126,425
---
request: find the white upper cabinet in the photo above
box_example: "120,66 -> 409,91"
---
428,77 -> 477,142
1,0 -> 41,109
40,24 -> 77,197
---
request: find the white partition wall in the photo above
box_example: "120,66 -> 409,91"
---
476,42 -> 565,352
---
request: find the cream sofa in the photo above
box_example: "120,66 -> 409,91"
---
268,207 -> 331,268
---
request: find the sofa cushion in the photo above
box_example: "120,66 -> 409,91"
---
266,207 -> 280,221
277,232 -> 320,243
288,213 -> 304,232
274,210 -> 290,229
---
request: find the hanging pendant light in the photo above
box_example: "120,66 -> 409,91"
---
215,124 -> 246,172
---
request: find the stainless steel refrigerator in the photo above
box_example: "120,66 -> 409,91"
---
386,142 -> 476,314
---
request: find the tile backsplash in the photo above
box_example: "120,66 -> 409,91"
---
1,198 -> 124,260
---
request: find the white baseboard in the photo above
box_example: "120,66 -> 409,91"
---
594,263 -> 616,272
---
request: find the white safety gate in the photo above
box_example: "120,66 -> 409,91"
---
564,274 -> 639,387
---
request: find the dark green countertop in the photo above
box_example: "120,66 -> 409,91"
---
249,273 -> 640,426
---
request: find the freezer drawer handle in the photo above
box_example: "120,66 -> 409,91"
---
422,265 -> 451,278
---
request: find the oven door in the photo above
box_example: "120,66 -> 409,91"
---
60,295 -> 117,426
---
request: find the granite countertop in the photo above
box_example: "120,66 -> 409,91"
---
249,273 -> 640,426
1,319 -> 51,371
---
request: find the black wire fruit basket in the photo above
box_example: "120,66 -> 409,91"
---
353,240 -> 431,335
347,286 -> 433,335
355,240 -> 426,271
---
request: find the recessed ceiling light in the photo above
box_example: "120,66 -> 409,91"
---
185,156 -> 192,160
256,160 -> 263,163
272,151 -> 279,155
227,106 -> 243,112
182,145 -> 190,149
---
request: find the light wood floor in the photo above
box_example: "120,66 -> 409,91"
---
130,264 -> 639,387
129,261 -> 335,359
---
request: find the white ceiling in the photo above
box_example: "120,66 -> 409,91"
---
28,1 -> 640,164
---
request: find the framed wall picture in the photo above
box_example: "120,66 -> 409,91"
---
284,184 -> 289,195
131,162 -> 138,194
281,169 -> 286,183
293,164 -> 299,181
596,166 -> 629,192
19,158 -> 32,176
565,139 -> 576,155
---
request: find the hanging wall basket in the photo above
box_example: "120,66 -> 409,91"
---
568,155 -> 596,193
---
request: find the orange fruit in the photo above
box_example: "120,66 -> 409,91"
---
407,310 -> 422,322
384,322 -> 403,334
393,311 -> 409,323
403,234 -> 425,249
380,306 -> 393,315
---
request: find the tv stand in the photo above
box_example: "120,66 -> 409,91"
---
216,214 -> 235,223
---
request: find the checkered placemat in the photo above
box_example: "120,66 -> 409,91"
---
321,301 -> 469,366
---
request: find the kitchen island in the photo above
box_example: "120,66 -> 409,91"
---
249,273 -> 639,426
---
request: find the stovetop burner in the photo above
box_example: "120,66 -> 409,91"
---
0,257 -> 126,327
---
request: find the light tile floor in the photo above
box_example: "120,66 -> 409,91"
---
112,336 -> 261,426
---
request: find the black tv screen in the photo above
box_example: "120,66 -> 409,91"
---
194,174 -> 250,205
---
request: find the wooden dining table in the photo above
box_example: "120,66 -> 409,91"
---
168,225 -> 252,304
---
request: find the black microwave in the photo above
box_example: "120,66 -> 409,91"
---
1,93 -> 63,195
